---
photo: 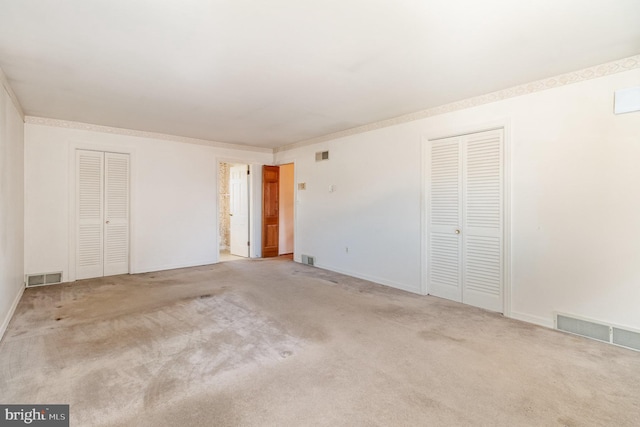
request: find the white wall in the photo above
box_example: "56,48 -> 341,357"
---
276,69 -> 640,329
278,163 -> 294,254
0,81 -> 24,339
24,123 -> 272,281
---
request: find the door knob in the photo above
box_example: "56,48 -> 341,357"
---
455,229 -> 460,234
106,220 -> 110,224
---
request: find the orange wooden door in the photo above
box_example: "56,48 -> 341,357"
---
262,165 -> 279,257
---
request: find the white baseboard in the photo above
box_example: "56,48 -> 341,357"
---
313,263 -> 421,295
133,258 -> 217,274
509,311 -> 554,329
0,284 -> 25,343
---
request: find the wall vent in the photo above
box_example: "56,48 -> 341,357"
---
315,151 -> 329,162
26,272 -> 63,287
612,327 -> 640,351
556,313 -> 640,352
301,255 -> 315,266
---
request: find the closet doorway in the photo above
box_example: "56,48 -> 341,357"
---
425,128 -> 508,313
76,149 -> 130,280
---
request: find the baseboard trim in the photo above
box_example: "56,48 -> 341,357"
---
313,263 -> 421,295
133,259 -> 217,275
0,284 -> 25,343
509,311 -> 554,329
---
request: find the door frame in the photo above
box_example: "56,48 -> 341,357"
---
227,163 -> 250,257
216,158 -> 259,261
67,141 -> 136,282
273,161 -> 297,260
421,120 -> 512,316
274,162 -> 296,256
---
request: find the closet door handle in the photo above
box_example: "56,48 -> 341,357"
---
455,229 -> 460,234
106,220 -> 110,224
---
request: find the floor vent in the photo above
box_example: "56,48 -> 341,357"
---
26,272 -> 63,287
301,255 -> 315,266
556,313 -> 640,351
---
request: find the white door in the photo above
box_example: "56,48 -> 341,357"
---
76,150 -> 130,280
229,164 -> 249,257
104,153 -> 130,276
427,129 -> 504,312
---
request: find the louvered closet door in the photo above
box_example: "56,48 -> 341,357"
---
427,129 -> 504,313
103,153 -> 130,276
462,130 -> 503,312
428,138 -> 463,302
76,150 -> 130,280
76,150 -> 105,280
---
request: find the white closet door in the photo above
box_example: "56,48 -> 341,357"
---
428,137 -> 463,302
462,130 -> 503,312
104,152 -> 130,276
427,129 -> 504,313
76,150 -> 129,280
76,150 -> 105,280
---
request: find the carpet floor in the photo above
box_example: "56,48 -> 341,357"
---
1,257 -> 639,426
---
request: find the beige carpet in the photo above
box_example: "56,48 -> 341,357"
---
1,257 -> 639,426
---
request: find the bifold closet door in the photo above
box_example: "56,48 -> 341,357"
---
427,129 -> 504,312
76,150 -> 130,280
103,152 -> 130,276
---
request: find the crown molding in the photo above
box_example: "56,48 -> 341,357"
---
24,116 -> 273,153
0,66 -> 25,122
276,54 -> 640,153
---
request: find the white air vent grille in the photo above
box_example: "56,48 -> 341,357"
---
612,327 -> 640,351
556,315 -> 610,342
556,313 -> 640,352
26,272 -> 63,287
315,151 -> 329,161
301,255 -> 315,266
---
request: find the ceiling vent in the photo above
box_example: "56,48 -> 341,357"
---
26,272 -> 63,287
556,313 -> 640,352
315,151 -> 329,162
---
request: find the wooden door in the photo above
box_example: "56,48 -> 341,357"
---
262,165 -> 279,257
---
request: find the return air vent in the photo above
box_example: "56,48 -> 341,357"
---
612,327 -> 640,351
315,151 -> 329,162
301,254 -> 315,266
556,313 -> 640,352
26,272 -> 63,287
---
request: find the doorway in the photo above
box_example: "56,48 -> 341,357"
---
261,163 -> 295,258
219,162 -> 250,262
76,149 -> 130,280
278,163 -> 295,256
425,128 -> 508,313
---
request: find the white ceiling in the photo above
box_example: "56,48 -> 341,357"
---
1,1 -> 639,149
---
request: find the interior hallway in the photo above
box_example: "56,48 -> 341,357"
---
1,258 -> 639,426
